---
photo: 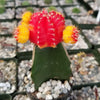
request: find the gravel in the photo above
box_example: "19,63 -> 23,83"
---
0,21 -> 16,35
70,52 -> 100,86
0,8 -> 15,20
17,41 -> 34,52
58,0 -> 78,6
13,94 -> 31,100
35,79 -> 71,100
67,86 -> 99,100
83,30 -> 100,45
5,0 -> 14,7
72,15 -> 97,24
0,37 -> 16,58
65,19 -> 73,26
0,60 -> 16,94
88,2 -> 98,11
18,60 -> 35,92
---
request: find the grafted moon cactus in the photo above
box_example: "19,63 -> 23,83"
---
15,10 -> 79,48
14,10 -> 79,90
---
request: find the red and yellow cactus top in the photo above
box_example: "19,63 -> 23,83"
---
14,10 -> 79,48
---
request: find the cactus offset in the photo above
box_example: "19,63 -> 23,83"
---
14,10 -> 79,90
63,26 -> 79,44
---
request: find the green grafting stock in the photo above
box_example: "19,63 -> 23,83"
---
31,43 -> 72,90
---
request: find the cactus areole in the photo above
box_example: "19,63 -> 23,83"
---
14,10 -> 79,90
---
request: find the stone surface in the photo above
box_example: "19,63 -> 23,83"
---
0,60 -> 16,94
70,52 -> 100,86
0,8 -> 15,20
18,60 -> 35,92
36,80 -> 71,99
0,37 -> 16,58
59,0 -> 78,5
72,15 -> 97,24
5,0 -> 14,7
13,94 -> 31,100
67,86 -> 99,100
0,21 -> 16,35
83,30 -> 100,45
17,41 -> 34,52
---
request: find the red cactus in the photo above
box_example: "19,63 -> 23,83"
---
29,10 -> 65,48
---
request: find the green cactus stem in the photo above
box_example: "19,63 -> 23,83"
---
72,7 -> 81,14
0,0 -> 6,5
44,0 -> 52,4
0,6 -> 5,14
48,6 -> 57,12
65,0 -> 73,4
27,7 -> 34,13
31,43 -> 72,90
22,1 -> 30,6
0,0 -> 5,14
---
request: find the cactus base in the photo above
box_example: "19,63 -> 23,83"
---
31,43 -> 72,90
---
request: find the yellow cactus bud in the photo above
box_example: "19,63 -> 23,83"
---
19,26 -> 29,35
22,11 -> 32,23
63,26 -> 79,44
21,21 -> 29,27
63,34 -> 74,43
16,25 -> 30,43
18,34 -> 29,43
